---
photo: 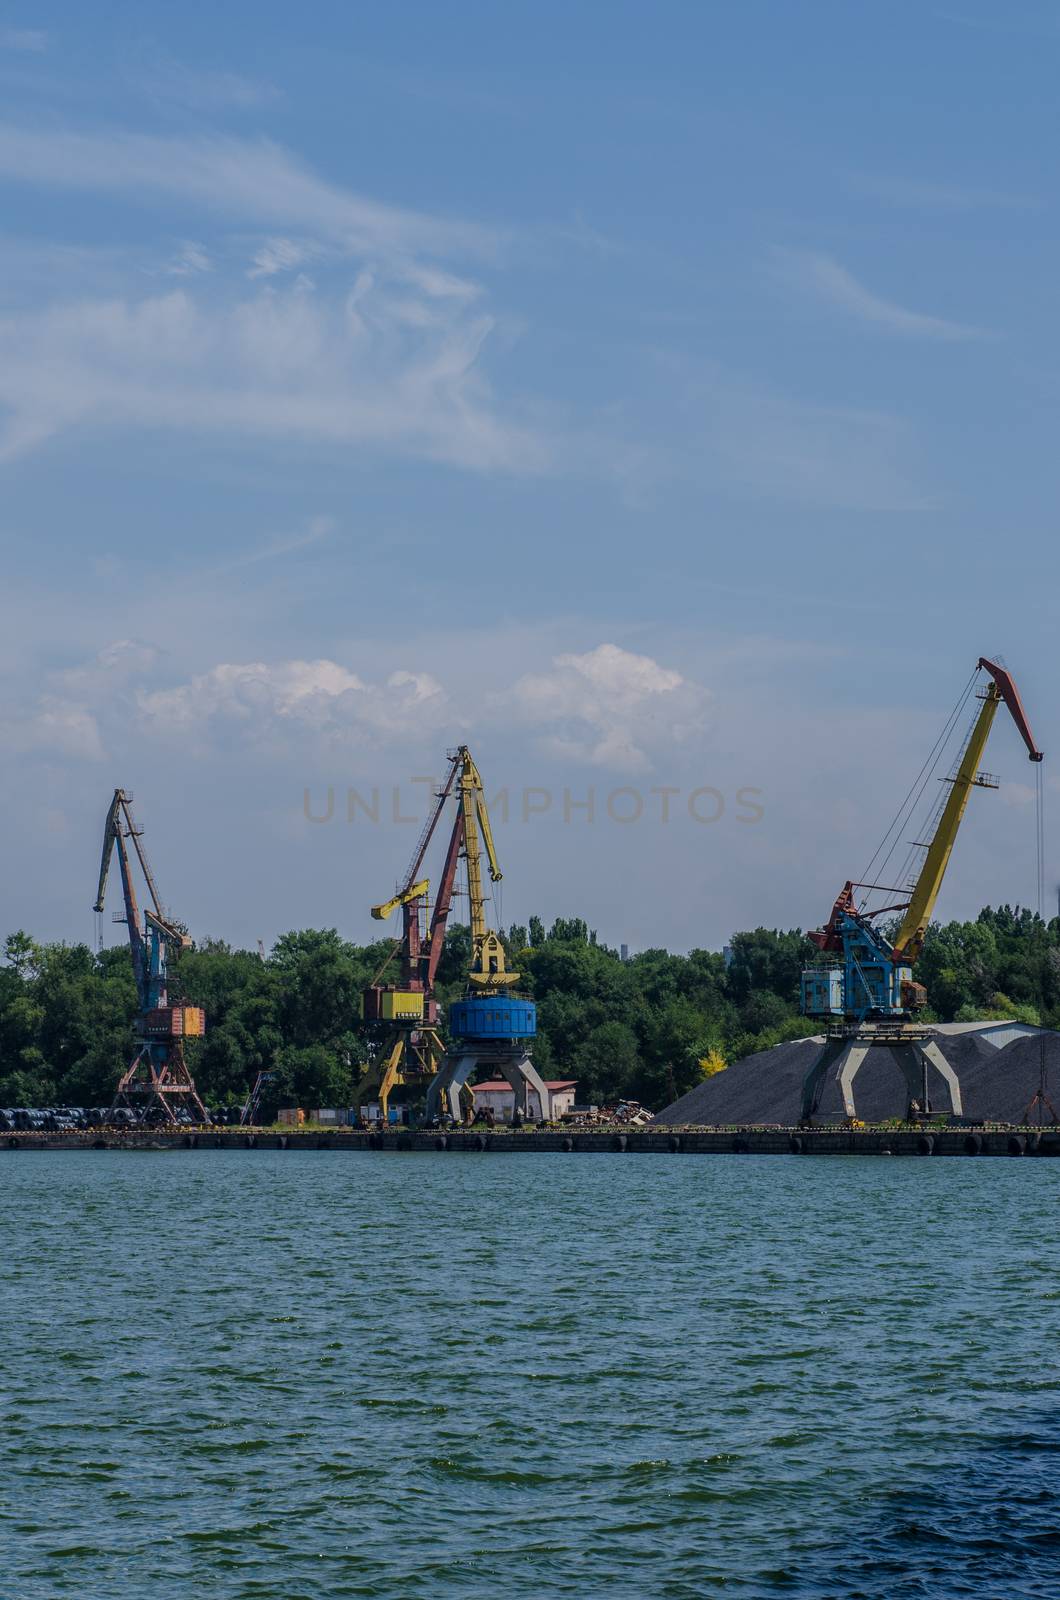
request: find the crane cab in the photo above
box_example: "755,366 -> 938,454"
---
801,914 -> 920,1024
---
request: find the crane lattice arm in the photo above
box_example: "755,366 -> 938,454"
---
893,657 -> 1043,963
367,753 -> 465,992
94,788 -> 188,1012
456,746 -> 518,991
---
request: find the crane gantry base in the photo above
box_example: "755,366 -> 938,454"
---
110,1044 -> 208,1125
426,1047 -> 555,1125
353,1029 -> 447,1123
799,1025 -> 963,1126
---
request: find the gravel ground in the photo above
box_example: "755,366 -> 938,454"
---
651,1028 -> 1060,1126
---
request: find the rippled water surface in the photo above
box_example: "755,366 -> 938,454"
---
2,1150 -> 1059,1598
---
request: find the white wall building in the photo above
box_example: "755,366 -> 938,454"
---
470,1078 -> 577,1123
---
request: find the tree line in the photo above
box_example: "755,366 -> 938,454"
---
0,904 -> 1055,1113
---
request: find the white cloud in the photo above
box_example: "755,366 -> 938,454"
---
248,237 -> 312,278
52,639 -> 161,697
167,241 -> 211,276
510,643 -> 711,773
137,658 -> 446,749
8,639 -> 710,774
0,124 -> 500,263
0,278 -> 547,471
772,248 -> 986,341
0,27 -> 47,52
0,120 -> 534,472
0,701 -> 104,761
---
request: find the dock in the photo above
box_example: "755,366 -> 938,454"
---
3,1127 -> 1058,1156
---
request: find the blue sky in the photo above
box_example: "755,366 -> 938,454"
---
1,2 -> 1057,954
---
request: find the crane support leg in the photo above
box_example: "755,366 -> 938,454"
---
425,1054 -> 476,1122
837,1043 -> 870,1118
918,1040 -> 963,1115
801,1033 -> 964,1123
376,1041 -> 404,1123
494,1054 -> 554,1121
110,1044 -> 208,1125
800,1037 -> 851,1123
355,1037 -> 406,1122
889,1041 -> 963,1117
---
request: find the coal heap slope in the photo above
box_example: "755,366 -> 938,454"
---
651,1027 -> 1060,1127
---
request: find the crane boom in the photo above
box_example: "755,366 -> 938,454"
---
893,659 -> 1043,962
456,746 -> 518,990
372,879 -> 430,921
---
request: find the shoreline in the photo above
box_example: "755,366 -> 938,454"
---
3,1126 -> 1058,1157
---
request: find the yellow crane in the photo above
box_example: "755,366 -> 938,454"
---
456,747 -> 519,992
799,656 -> 1043,1123
426,750 -> 549,1124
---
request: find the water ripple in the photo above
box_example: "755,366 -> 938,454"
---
1,1151 -> 1058,1597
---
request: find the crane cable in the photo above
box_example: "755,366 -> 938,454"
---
888,693 -> 980,911
858,665 -> 981,910
1035,755 -> 1050,1125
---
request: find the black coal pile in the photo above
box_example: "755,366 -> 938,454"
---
651,1027 -> 1060,1127
651,1039 -> 820,1127
959,1032 -> 1060,1124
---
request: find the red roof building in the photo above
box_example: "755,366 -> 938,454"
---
470,1079 -> 577,1122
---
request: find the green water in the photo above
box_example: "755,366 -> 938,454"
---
1,1151 -> 1058,1598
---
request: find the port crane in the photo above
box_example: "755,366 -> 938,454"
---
799,658 -> 1043,1123
425,748 -> 551,1124
94,789 -> 208,1124
354,745 -> 548,1124
352,752 -> 465,1122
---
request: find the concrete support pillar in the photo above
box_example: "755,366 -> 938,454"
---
800,1036 -> 850,1122
425,1053 -> 477,1122
495,1054 -> 554,1121
837,1043 -> 870,1118
911,1039 -> 963,1116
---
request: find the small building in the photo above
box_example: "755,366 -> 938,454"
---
470,1078 -> 577,1123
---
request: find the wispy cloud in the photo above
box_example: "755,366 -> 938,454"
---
772,248 -> 987,341
0,117 -> 540,471
0,123 -> 501,263
851,173 -> 1035,212
0,27 -> 47,52
248,236 -> 314,279
0,278 -> 547,470
213,515 -> 337,574
705,382 -> 932,511
935,7 -> 1060,37
166,240 -> 212,276
136,55 -> 283,112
